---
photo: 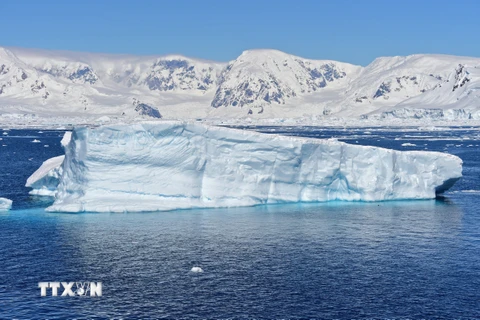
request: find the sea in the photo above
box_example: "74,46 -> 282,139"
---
0,127 -> 479,319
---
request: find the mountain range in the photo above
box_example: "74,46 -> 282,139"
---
1,46 -> 479,124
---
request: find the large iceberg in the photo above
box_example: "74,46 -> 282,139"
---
40,122 -> 462,213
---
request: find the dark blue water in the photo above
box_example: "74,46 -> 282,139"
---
1,127 -> 479,319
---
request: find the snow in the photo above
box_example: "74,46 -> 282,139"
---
0,197 -> 12,211
1,46 -> 480,128
45,122 -> 462,213
95,116 -> 111,123
190,267 -> 203,273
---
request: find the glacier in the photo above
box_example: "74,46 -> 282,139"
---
40,122 -> 462,213
0,197 -> 12,211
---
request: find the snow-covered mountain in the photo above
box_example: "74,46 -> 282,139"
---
1,46 -> 480,125
368,63 -> 480,120
211,49 -> 361,110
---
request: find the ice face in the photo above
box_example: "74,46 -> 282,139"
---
25,155 -> 64,196
0,197 -> 12,211
25,131 -> 71,196
45,122 -> 462,213
60,131 -> 72,147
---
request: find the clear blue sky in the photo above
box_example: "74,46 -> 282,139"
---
2,0 -> 479,65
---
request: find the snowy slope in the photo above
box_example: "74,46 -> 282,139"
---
0,46 -> 225,119
368,63 -> 480,120
211,49 -> 361,111
45,122 -> 462,212
1,46 -> 480,125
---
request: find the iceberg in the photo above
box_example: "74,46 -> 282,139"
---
43,122 -> 462,213
0,197 -> 12,211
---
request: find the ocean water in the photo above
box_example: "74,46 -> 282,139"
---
0,127 -> 479,319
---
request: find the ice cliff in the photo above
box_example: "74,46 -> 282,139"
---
39,122 -> 462,213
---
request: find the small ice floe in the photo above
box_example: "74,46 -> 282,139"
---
44,145 -> 49,148
448,190 -> 480,195
0,198 -> 12,211
401,143 -> 416,147
38,131 -> 44,133
32,139 -> 41,143
461,190 -> 480,194
2,132 -> 7,136
190,267 -> 203,273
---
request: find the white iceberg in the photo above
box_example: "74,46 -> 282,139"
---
0,197 -> 12,211
190,267 -> 204,273
43,122 -> 462,213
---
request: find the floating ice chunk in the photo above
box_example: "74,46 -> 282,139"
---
2,132 -> 8,135
401,143 -> 417,147
32,139 -> 41,143
25,132 -> 72,196
25,155 -> 64,196
44,122 -> 463,213
461,190 -> 480,194
190,267 -> 203,273
0,198 -> 12,211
